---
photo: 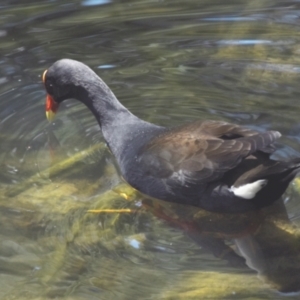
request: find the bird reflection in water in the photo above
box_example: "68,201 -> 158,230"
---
141,196 -> 300,294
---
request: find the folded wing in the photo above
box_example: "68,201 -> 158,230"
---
138,121 -> 281,186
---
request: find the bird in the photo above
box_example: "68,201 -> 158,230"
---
42,59 -> 300,213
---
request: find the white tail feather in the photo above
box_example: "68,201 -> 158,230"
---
230,179 -> 268,200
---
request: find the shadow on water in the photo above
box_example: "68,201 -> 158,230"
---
1,0 -> 300,299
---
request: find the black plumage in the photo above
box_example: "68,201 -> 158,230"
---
42,59 -> 300,213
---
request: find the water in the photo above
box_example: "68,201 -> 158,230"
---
1,0 -> 300,299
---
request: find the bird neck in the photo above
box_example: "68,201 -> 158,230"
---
75,77 -> 160,160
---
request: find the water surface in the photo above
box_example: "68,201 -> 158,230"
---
1,0 -> 300,299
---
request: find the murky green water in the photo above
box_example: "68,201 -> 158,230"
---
1,0 -> 300,299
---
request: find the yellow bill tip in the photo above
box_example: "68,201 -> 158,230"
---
46,109 -> 56,122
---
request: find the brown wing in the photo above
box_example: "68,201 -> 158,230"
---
176,120 -> 274,140
138,120 -> 281,184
